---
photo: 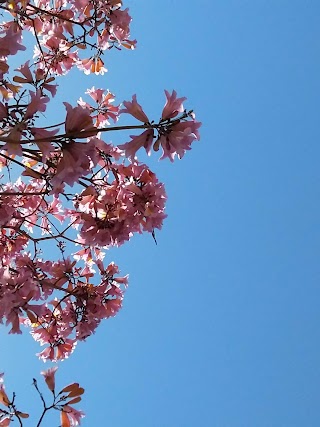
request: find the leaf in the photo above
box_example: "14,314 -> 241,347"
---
67,387 -> 84,398
60,383 -> 79,394
121,42 -> 134,50
13,76 -> 29,83
21,168 -> 43,179
66,396 -> 81,405
16,412 -> 29,418
6,83 -> 20,94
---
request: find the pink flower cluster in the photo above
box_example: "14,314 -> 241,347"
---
0,154 -> 165,360
0,246 -> 127,361
0,176 -> 130,360
78,87 -> 120,127
0,2 -> 202,426
119,90 -> 201,161
0,86 -> 200,360
74,163 -> 167,247
0,0 -> 201,364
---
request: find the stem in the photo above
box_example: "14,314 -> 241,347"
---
36,408 -> 48,427
0,123 -> 153,144
0,152 -> 43,176
0,191 -> 48,195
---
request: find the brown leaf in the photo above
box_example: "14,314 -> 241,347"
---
13,76 -> 29,83
26,310 -> 38,325
67,387 -> 84,398
66,396 -> 81,405
16,412 -> 29,418
61,383 -> 79,393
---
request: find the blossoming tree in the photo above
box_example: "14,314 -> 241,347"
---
0,0 -> 201,425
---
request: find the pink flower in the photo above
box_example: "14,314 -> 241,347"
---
51,141 -> 92,189
161,90 -> 186,120
37,347 -> 55,362
14,61 -> 33,84
0,23 -> 26,57
118,129 -> 154,160
56,339 -> 77,361
61,406 -> 85,426
35,69 -> 58,96
87,136 -> 122,167
35,37 -> 79,75
64,103 -> 96,136
0,415 -> 11,426
109,8 -> 134,44
41,366 -> 58,392
25,90 -> 50,119
30,127 -> 59,161
0,103 -> 8,121
6,309 -> 22,334
156,119 -> 201,162
79,87 -> 120,127
120,94 -> 149,122
85,86 -> 105,104
78,57 -> 107,75
76,163 -> 167,246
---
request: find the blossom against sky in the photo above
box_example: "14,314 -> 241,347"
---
1,1 -> 320,426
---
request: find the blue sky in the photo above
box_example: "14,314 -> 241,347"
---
1,1 -> 320,426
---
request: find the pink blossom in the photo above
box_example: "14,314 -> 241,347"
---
0,103 -> 7,121
0,23 -> 26,56
85,87 -> 105,104
6,310 -> 22,334
14,61 -> 33,84
78,57 -> 108,75
37,347 -> 55,362
0,0 -> 200,366
56,339 -> 77,360
51,141 -> 92,190
118,129 -> 154,160
120,94 -> 149,122
64,103 -> 96,136
0,415 -> 11,426
62,406 -> 85,426
87,136 -> 122,166
156,119 -> 201,162
35,69 -> 58,96
41,366 -> 58,391
30,127 -> 59,161
161,90 -> 186,120
76,163 -> 167,246
25,90 -> 50,119
104,298 -> 122,317
109,8 -> 133,44
2,121 -> 28,156
35,37 -> 79,75
48,197 -> 65,223
78,87 -> 119,127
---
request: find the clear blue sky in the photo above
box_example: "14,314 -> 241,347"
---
1,1 -> 320,426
